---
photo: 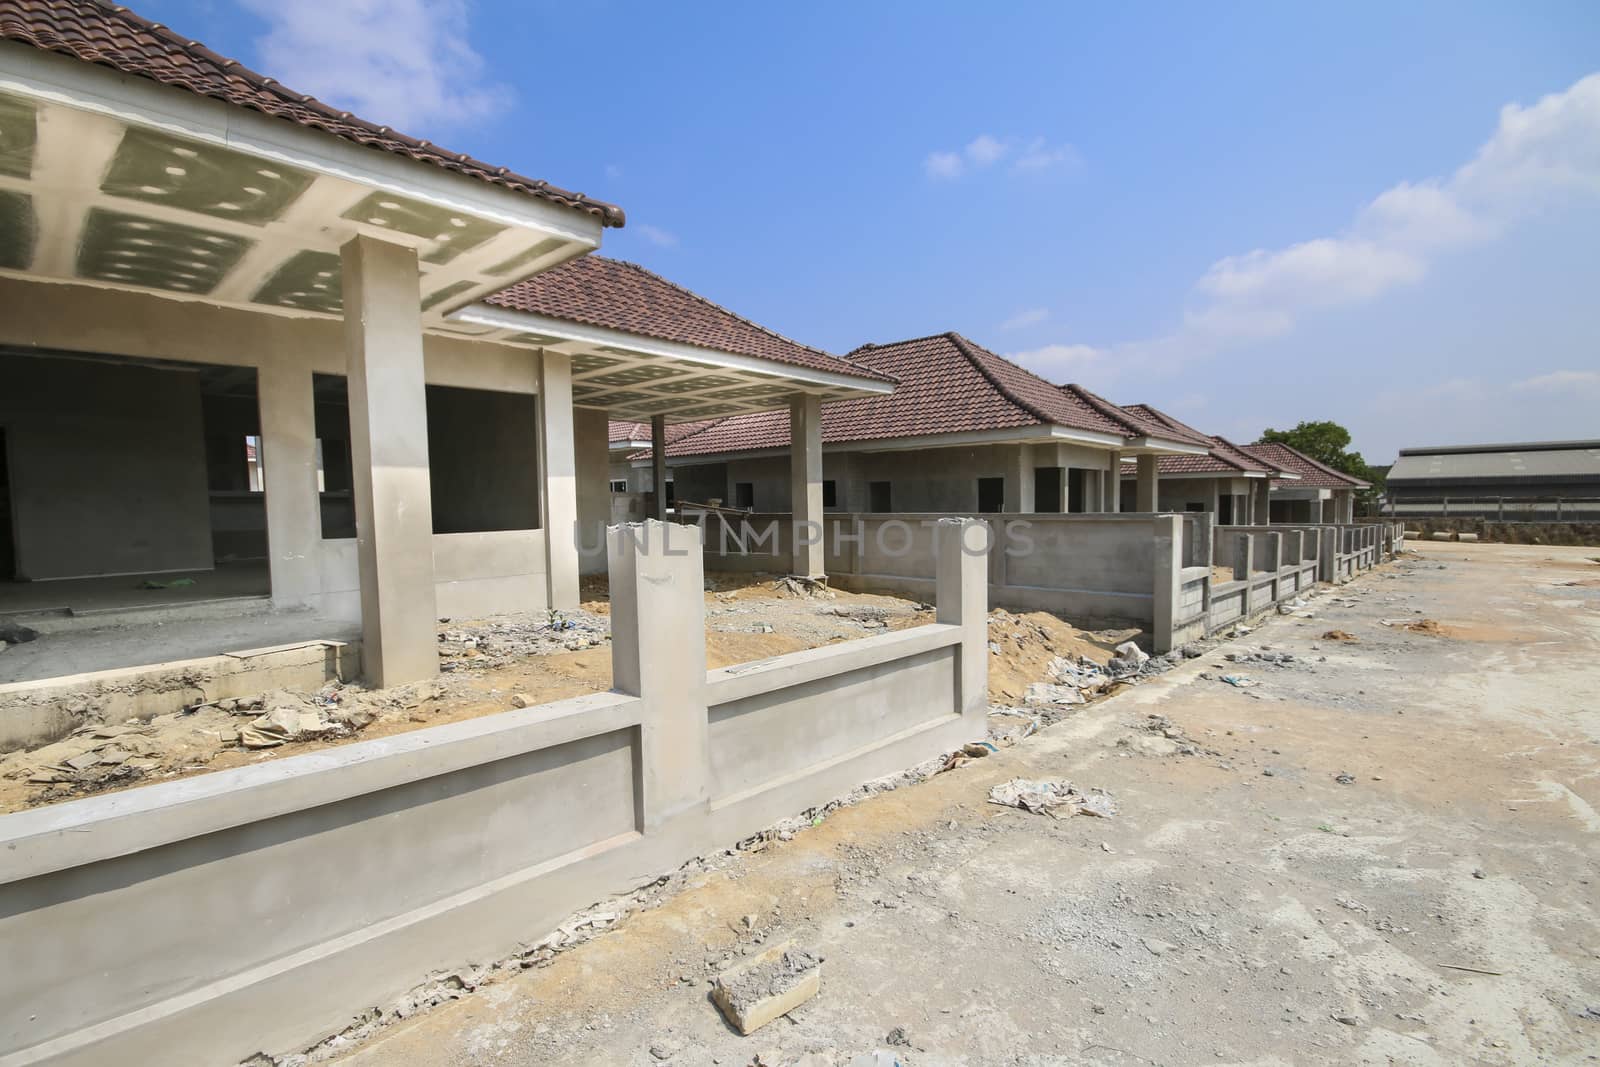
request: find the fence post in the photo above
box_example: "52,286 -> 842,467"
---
1497,497 -> 1504,521
936,517 -> 990,733
608,519 -> 709,829
1152,515 -> 1182,654
1557,498 -> 1563,522
1318,526 -> 1337,583
1235,534 -> 1255,615
1264,531 -> 1283,603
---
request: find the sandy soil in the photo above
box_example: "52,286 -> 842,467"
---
317,540 -> 1600,1067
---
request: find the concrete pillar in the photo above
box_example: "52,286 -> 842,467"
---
649,415 -> 668,522
1233,534 -> 1253,582
539,351 -> 579,610
1252,480 -> 1270,525
608,520 -> 708,827
789,394 -> 825,578
1235,534 -> 1255,614
1136,454 -> 1159,512
1317,527 -> 1337,583
341,234 -> 437,687
1104,450 -> 1122,513
1002,448 -> 1035,514
257,357 -> 321,609
936,517 -> 989,731
1265,531 -> 1284,602
1152,514 -> 1182,654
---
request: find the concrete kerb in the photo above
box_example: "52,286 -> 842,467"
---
0,518 -> 990,1066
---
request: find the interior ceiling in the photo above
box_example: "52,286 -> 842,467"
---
0,92 -> 881,424
0,91 -> 587,326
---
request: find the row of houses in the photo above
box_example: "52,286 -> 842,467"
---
0,0 -> 1367,700
606,331 -> 1367,532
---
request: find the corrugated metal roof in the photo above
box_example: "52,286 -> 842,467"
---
1388,443 -> 1600,484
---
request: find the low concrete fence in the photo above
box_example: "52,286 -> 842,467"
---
0,519 -> 989,1066
1207,521 -> 1401,632
694,511 -> 1205,653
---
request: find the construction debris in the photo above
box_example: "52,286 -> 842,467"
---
988,778 -> 1117,818
711,941 -> 822,1035
0,620 -> 39,645
1321,630 -> 1360,642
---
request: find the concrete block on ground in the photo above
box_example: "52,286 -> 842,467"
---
712,940 -> 822,1035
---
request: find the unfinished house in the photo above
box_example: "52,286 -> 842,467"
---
1114,404 -> 1300,523
614,331 -> 1211,516
1240,441 -> 1368,523
0,3 -> 892,695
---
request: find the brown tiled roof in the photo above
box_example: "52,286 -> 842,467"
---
1064,389 -> 1213,447
642,332 -> 1168,459
1116,404 -> 1280,476
1242,441 -> 1370,489
488,257 -> 895,384
608,419 -> 715,445
0,0 -> 624,226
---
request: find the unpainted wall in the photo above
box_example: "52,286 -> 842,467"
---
2,353 -> 212,579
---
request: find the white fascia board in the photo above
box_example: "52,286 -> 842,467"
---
636,425 -> 1123,466
452,304 -> 896,394
609,440 -> 652,452
0,42 -> 606,246
1120,436 -> 1212,457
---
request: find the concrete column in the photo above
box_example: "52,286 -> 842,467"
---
341,234 -> 437,687
1235,534 -> 1255,614
1252,480 -> 1270,525
1152,514 -> 1182,654
1340,493 -> 1355,524
1265,531 -> 1284,602
257,356 -> 321,609
936,517 -> 989,732
789,394 -> 825,579
1104,450 -> 1122,513
1317,527 -> 1337,583
539,351 -> 579,610
1136,454 -> 1159,512
649,415 -> 668,522
1002,447 -> 1035,514
1233,534 -> 1253,582
609,520 -> 708,827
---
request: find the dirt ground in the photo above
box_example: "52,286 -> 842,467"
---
314,541 -> 1600,1067
0,572 -> 1132,813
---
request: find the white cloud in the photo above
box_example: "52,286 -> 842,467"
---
243,0 -> 511,131
925,134 -> 1079,179
637,224 -> 679,248
1000,307 -> 1050,330
965,134 -> 1008,167
924,150 -> 965,180
604,163 -> 624,180
1012,136 -> 1080,174
1511,369 -> 1600,391
1024,71 -> 1600,372
1006,343 -> 1107,380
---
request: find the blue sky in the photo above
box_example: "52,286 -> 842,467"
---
150,1 -> 1599,461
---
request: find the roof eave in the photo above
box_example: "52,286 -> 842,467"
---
449,304 -> 897,394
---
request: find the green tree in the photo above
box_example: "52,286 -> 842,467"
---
1260,420 -> 1384,496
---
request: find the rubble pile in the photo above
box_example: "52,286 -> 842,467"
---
2,681 -> 445,806
437,609 -> 609,671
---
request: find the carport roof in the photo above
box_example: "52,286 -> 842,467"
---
0,0 -> 624,226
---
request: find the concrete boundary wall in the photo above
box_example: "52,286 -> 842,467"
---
1207,522 -> 1401,633
694,511 -> 1207,654
0,519 -> 989,1066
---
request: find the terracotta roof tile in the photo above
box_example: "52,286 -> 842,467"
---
608,419 -> 715,445
1242,441 -> 1370,489
1115,404 -> 1281,475
0,0 -> 624,226
1064,389 -> 1214,447
489,257 -> 895,384
642,332 -> 1182,459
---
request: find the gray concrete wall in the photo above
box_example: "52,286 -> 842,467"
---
1,353 -> 213,579
425,385 -> 540,534
666,440 -> 1120,518
0,519 -> 990,1066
